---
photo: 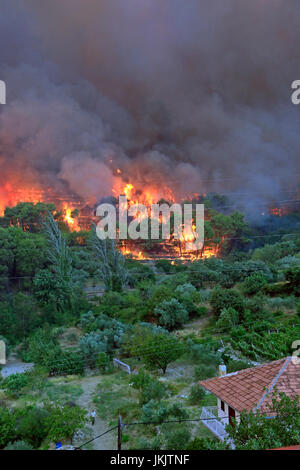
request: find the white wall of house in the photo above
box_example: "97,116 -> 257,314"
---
217,398 -> 240,425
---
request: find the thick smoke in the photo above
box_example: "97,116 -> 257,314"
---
1,0 -> 300,208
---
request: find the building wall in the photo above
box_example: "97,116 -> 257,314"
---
217,398 -> 240,425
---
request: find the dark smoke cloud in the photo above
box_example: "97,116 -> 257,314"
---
1,0 -> 300,207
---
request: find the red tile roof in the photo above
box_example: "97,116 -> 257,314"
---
271,445 -> 300,450
199,357 -> 300,413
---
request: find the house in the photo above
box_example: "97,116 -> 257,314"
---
199,356 -> 299,437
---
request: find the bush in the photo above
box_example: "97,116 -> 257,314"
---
216,307 -> 239,330
188,384 -> 205,404
97,352 -> 111,373
226,359 -> 251,373
15,406 -> 49,448
141,401 -> 188,423
165,426 -> 191,450
154,298 -> 189,330
45,350 -> 84,376
4,440 -> 34,450
210,287 -> 244,318
0,408 -> 17,448
196,305 -> 208,317
194,364 -> 216,381
1,373 -> 29,395
186,437 -> 228,450
130,369 -> 167,405
242,273 -> 267,295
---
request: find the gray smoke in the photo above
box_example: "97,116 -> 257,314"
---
1,0 -> 300,208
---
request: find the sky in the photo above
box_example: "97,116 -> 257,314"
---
1,0 -> 300,209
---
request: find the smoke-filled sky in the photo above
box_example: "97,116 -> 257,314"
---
1,0 -> 300,207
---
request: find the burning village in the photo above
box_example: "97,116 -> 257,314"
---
0,0 -> 299,455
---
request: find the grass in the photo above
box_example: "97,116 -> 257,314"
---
43,382 -> 83,404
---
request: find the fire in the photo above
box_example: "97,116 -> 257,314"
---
112,180 -> 221,261
269,207 -> 283,217
62,205 -> 81,231
0,176 -> 224,260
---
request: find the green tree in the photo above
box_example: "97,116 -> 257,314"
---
0,408 -> 17,448
15,406 -> 49,448
216,307 -> 239,330
45,404 -> 88,444
142,332 -> 185,374
242,273 -> 267,295
4,440 -> 34,450
210,286 -> 244,318
285,266 -> 300,295
130,369 -> 167,405
188,384 -> 205,405
2,202 -> 57,232
226,392 -> 300,450
89,227 -> 128,292
165,426 -> 191,450
154,298 -> 189,330
1,373 -> 29,396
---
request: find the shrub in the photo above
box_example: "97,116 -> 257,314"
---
196,305 -> 208,317
0,408 -> 17,448
97,352 -> 111,373
4,440 -> 34,450
226,359 -> 251,373
194,364 -> 216,381
79,331 -> 107,368
242,273 -> 267,295
188,384 -> 205,404
165,426 -> 191,450
216,307 -> 239,330
154,298 -> 189,330
141,401 -> 188,423
45,350 -> 84,376
130,369 -> 167,405
1,373 -> 29,395
15,406 -> 49,448
210,287 -> 244,317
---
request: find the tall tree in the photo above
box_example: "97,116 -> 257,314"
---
89,225 -> 128,291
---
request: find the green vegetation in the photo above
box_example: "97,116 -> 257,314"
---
0,201 -> 300,450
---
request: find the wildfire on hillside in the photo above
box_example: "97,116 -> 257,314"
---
0,176 -> 298,261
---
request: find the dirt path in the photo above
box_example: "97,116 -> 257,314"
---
76,376 -> 116,450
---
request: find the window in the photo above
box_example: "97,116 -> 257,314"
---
220,400 -> 225,411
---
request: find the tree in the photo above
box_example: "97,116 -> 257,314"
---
0,226 -> 47,292
242,273 -> 267,295
186,437 -> 228,450
33,269 -> 72,313
1,373 -> 29,396
2,202 -> 57,232
165,426 -> 191,450
141,401 -> 188,423
15,406 -> 49,448
188,384 -> 205,405
226,392 -> 300,450
210,286 -> 244,318
285,266 -> 300,295
142,332 -> 185,374
45,404 -> 88,444
4,440 -> 34,450
34,213 -> 77,312
89,226 -> 128,291
130,369 -> 167,405
0,408 -> 17,449
79,331 -> 108,368
216,307 -> 239,330
154,298 -> 189,330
